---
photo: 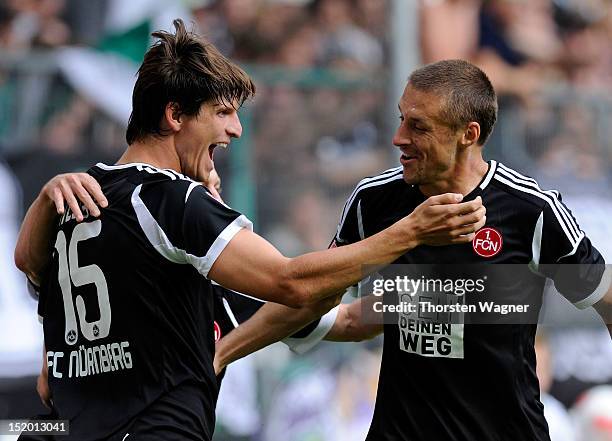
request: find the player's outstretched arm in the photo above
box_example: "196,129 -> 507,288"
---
209,194 -> 486,308
14,173 -> 107,285
214,293 -> 342,374
213,295 -> 383,374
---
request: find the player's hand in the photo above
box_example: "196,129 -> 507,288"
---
37,360 -> 52,409
204,168 -> 223,202
408,194 -> 486,246
41,173 -> 108,222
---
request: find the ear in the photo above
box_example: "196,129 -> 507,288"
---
460,122 -> 481,147
163,103 -> 182,133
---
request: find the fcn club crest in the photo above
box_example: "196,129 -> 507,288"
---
472,227 -> 503,258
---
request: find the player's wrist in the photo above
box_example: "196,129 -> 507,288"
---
391,217 -> 419,251
37,187 -> 58,214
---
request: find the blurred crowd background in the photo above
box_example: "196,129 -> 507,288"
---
1,0 -> 612,440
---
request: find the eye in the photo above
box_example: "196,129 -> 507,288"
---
217,107 -> 234,117
411,122 -> 427,132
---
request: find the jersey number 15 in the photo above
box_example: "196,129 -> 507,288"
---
54,220 -> 111,345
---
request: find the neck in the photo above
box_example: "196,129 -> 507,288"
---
117,136 -> 181,172
419,151 -> 488,198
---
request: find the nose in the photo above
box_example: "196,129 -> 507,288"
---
227,112 -> 242,139
392,125 -> 410,148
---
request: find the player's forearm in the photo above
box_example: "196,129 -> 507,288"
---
282,222 -> 417,305
14,194 -> 58,285
215,298 -> 338,371
215,303 -> 306,370
325,297 -> 383,342
281,195 -> 485,305
211,222 -> 416,308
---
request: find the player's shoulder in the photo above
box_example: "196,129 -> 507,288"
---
93,162 -> 199,196
344,166 -> 407,205
91,162 -> 195,182
353,166 -> 405,191
488,160 -> 564,212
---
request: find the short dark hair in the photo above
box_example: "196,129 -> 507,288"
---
408,59 -> 497,146
126,19 -> 256,145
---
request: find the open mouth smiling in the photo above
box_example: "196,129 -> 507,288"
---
400,149 -> 421,165
208,142 -> 228,161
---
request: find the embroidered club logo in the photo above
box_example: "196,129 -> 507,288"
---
472,227 -> 503,258
213,321 -> 222,342
66,329 -> 77,344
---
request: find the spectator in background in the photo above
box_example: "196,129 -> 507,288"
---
253,85 -> 316,178
218,0 -> 261,59
419,0 -> 560,101
479,0 -> 562,66
419,0 -> 481,63
536,331 -> 577,441
0,4 -> 16,47
41,95 -> 94,154
420,0 -> 612,97
353,0 -> 387,41
252,0 -> 313,63
536,104 -> 610,195
265,187 -> 334,256
274,21 -> 322,68
556,0 -> 612,90
314,0 -> 383,72
0,0 -> 70,50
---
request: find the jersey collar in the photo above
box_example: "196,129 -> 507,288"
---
414,160 -> 497,201
461,160 -> 497,201
478,160 -> 497,191
95,162 -> 159,170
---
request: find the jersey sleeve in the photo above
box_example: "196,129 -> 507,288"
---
133,181 -> 252,279
282,305 -> 340,354
535,193 -> 609,309
182,186 -> 253,277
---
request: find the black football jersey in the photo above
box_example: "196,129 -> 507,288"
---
38,162 -> 252,441
334,161 -> 608,441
